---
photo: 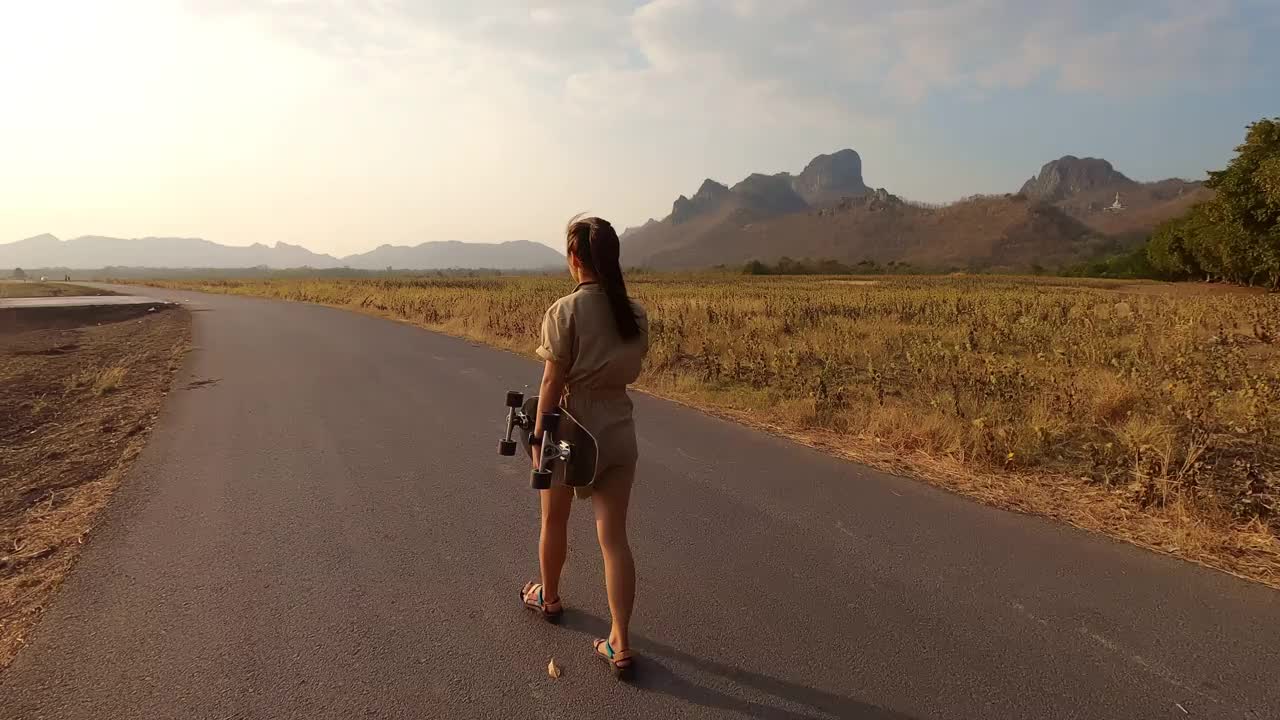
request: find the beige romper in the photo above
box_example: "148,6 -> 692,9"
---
536,283 -> 649,499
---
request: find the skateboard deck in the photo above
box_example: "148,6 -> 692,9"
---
516,396 -> 599,488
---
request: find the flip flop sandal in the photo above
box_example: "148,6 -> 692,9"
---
593,639 -> 635,680
521,581 -> 563,622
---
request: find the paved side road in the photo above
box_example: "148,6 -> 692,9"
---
2,286 -> 1277,719
0,295 -> 169,308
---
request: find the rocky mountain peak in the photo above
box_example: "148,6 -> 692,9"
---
730,173 -> 809,215
1020,156 -> 1136,202
672,179 -> 732,224
792,149 -> 868,206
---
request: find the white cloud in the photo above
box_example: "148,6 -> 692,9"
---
201,1 -> 1260,121
1053,1 -> 1251,93
622,0 -> 1254,105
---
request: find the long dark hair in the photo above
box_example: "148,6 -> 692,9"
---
566,215 -> 640,340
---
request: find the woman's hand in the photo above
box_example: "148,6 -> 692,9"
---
532,358 -> 566,472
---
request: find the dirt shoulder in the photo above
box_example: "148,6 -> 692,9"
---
0,305 -> 191,670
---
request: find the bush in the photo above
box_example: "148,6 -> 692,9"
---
741,257 -> 915,276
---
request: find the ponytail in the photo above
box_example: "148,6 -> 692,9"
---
566,215 -> 641,340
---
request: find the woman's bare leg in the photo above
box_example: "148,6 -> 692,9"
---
538,485 -> 573,601
592,467 -> 636,652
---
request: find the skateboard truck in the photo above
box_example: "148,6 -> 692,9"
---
499,390 -> 573,490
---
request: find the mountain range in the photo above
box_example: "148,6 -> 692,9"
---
4,150 -> 1208,273
0,234 -> 564,271
620,151 -> 1210,270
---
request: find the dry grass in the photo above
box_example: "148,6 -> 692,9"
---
91,366 -> 127,395
148,274 -> 1280,587
0,307 -> 191,669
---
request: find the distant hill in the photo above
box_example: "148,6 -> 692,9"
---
634,189 -> 1104,271
1021,156 -> 1211,238
341,240 -> 563,270
621,150 -> 1207,270
0,234 -> 342,269
0,235 -> 564,270
622,149 -> 871,267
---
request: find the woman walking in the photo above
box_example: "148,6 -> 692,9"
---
520,215 -> 648,679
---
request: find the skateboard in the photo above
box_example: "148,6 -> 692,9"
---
498,391 -> 599,490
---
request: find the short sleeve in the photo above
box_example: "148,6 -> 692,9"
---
536,301 -> 572,364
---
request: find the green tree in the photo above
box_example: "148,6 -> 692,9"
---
1208,117 -> 1280,231
775,256 -> 801,274
1147,118 -> 1280,288
815,258 -> 852,274
1149,206 -> 1211,278
12,267 -> 25,280
1205,117 -> 1280,286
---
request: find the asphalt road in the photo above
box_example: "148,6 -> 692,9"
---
2,287 -> 1278,720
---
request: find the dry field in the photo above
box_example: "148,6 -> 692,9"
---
0,305 -> 190,668
149,274 -> 1280,586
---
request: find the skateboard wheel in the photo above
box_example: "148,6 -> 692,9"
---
531,468 -> 553,490
506,391 -> 524,408
540,412 -> 561,433
498,439 -> 517,456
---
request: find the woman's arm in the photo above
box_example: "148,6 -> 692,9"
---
532,358 -> 567,467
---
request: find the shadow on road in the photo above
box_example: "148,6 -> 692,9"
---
560,611 -> 917,720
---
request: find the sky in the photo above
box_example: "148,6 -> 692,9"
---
1,0 -> 1277,256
